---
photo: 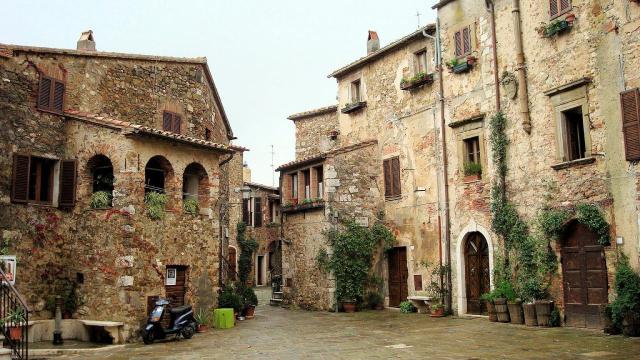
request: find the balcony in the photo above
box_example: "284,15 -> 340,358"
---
281,198 -> 325,214
341,101 -> 366,114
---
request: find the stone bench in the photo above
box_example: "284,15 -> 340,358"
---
27,319 -> 125,344
407,296 -> 432,314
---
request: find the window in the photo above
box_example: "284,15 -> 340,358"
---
182,162 -> 209,210
303,169 -> 311,199
550,0 -> 571,19
383,157 -> 401,199
415,50 -> 428,74
621,89 -> 640,161
562,107 -> 586,161
88,155 -> 114,207
144,156 -> 173,195
350,79 -> 361,103
254,197 -> 263,227
291,173 -> 298,199
11,154 -> 76,207
242,198 -> 251,224
454,25 -> 472,58
162,111 -> 182,134
315,166 -> 324,199
37,75 -> 65,114
464,137 -> 481,165
205,128 -> 212,140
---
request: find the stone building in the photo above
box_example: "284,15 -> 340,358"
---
0,32 -> 245,341
279,0 -> 640,330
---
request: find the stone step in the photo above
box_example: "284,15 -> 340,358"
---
272,292 -> 283,299
270,298 -> 283,306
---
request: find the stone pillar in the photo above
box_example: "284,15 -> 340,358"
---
310,167 -> 318,199
297,171 -> 305,203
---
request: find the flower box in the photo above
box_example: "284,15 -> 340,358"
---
452,62 -> 472,74
542,19 -> 572,38
400,73 -> 435,91
341,101 -> 367,114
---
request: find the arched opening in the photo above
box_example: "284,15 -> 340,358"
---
87,154 -> 114,207
464,232 -> 490,315
560,220 -> 608,329
182,162 -> 209,209
456,224 -> 495,315
144,156 -> 174,195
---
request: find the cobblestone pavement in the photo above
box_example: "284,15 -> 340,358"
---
54,296 -> 640,359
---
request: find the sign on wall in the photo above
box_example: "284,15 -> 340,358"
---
0,255 -> 17,285
165,267 -> 177,286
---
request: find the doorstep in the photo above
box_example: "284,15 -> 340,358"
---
28,342 -> 125,357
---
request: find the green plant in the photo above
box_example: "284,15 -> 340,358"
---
399,301 -> 416,313
195,308 -> 209,325
575,204 -> 610,246
610,254 -> 640,330
5,308 -> 25,324
302,198 -> 313,205
539,204 -> 610,246
237,223 -> 258,286
365,291 -> 384,309
90,191 -> 112,208
463,162 -> 482,176
425,264 -> 451,305
315,247 -> 330,272
183,198 -> 199,215
542,19 -> 570,37
493,279 -> 517,301
538,208 -> 570,240
145,192 -> 167,220
550,308 -> 561,327
240,286 -> 258,307
217,287 -> 243,313
446,58 -> 461,68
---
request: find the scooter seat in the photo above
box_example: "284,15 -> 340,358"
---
170,305 -> 192,315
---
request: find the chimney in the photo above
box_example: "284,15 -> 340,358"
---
77,30 -> 96,51
242,162 -> 252,183
367,30 -> 380,54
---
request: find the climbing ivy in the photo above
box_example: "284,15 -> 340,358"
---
237,222 -> 258,286
539,204 -> 610,246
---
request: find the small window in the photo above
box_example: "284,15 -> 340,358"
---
291,173 -> 298,199
162,111 -> 182,134
549,0 -> 572,19
562,107 -> 586,161
11,154 -> 76,207
254,197 -> 263,227
242,198 -> 251,224
350,79 -> 361,103
28,156 -> 56,203
454,26 -> 472,58
205,128 -> 212,140
383,157 -> 401,199
415,50 -> 428,74
463,137 -> 481,165
303,169 -> 311,199
315,166 -> 324,198
37,75 -> 65,114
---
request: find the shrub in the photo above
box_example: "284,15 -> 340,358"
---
183,198 -> 199,215
217,287 -> 243,313
240,286 -> 258,307
493,279 -> 517,301
145,192 -> 167,220
237,223 -> 258,286
399,301 -> 416,314
365,291 -> 383,309
463,162 -> 482,176
611,255 -> 640,330
90,191 -> 112,208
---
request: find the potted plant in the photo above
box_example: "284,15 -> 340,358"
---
534,299 -> 554,327
463,162 -> 482,182
145,192 -> 167,220
426,264 -> 450,317
183,198 -> 199,215
399,300 -> 417,314
429,302 -> 445,318
507,298 -> 524,325
565,13 -> 576,23
447,58 -> 472,74
365,291 -> 384,310
217,286 -> 243,318
240,286 -> 258,319
480,292 -> 498,322
195,309 -> 209,332
90,191 -> 112,209
493,279 -> 515,323
466,55 -> 477,66
4,308 -> 25,341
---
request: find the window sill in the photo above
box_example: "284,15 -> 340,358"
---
37,108 -> 64,116
551,156 -> 596,170
462,174 -> 482,184
341,101 -> 367,114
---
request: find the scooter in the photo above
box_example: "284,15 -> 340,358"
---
143,298 -> 196,344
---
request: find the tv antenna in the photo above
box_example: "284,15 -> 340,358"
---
270,145 -> 275,187
416,10 -> 422,29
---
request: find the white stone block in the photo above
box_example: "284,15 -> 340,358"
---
116,256 -> 134,268
118,276 -> 134,287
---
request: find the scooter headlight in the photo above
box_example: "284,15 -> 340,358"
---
151,315 -> 161,322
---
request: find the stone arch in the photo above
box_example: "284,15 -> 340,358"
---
86,154 -> 114,206
144,155 -> 176,207
182,162 -> 210,209
455,222 -> 495,315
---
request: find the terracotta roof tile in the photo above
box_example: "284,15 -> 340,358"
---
276,139 -> 377,172
287,105 -> 338,121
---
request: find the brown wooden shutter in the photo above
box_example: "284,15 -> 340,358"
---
549,0 -> 559,18
53,80 -> 65,113
242,198 -> 250,224
454,31 -> 462,57
254,197 -> 263,227
173,115 -> 182,134
163,112 -> 172,131
391,157 -> 401,197
38,76 -> 52,110
59,159 -> 77,207
621,89 -> 640,161
11,154 -> 30,203
383,159 -> 392,198
560,0 -> 571,13
462,26 -> 471,55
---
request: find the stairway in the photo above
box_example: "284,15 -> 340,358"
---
270,291 -> 283,306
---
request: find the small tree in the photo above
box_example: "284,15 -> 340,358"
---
236,223 -> 258,286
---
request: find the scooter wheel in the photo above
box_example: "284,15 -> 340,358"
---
143,330 -> 155,344
182,324 -> 195,339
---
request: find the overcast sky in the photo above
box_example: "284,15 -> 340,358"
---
1,0 -> 437,186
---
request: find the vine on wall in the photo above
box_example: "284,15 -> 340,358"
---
237,222 -> 258,286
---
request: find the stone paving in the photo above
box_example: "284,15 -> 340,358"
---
53,290 -> 640,359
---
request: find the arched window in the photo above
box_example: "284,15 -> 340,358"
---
144,156 -> 174,195
182,162 -> 209,208
87,155 -> 114,207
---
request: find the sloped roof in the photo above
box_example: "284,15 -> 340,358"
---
1,43 -> 234,140
328,25 -> 436,79
276,139 -> 377,172
287,105 -> 338,121
64,109 -> 234,153
244,181 -> 279,192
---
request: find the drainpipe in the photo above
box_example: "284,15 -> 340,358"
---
486,0 -> 501,111
425,20 -> 452,314
218,153 -> 235,289
512,0 -> 532,133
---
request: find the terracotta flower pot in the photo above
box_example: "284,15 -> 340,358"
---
9,326 -> 22,341
535,300 -> 553,327
508,300 -> 524,324
342,302 -> 357,313
430,306 -> 445,318
494,298 -> 510,323
196,324 -> 208,333
486,301 -> 498,322
565,13 -> 576,23
523,303 -> 538,326
375,303 -> 384,311
245,305 -> 256,319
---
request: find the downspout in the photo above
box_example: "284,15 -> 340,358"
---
426,20 -> 452,314
486,0 -> 501,111
512,0 -> 532,132
218,153 -> 235,289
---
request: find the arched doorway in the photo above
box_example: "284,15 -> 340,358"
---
465,232 -> 490,314
561,221 -> 608,329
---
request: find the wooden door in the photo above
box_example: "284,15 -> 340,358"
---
388,247 -> 408,307
465,233 -> 490,314
562,223 -> 608,329
257,255 -> 264,286
165,266 -> 187,307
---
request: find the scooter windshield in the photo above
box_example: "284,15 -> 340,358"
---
150,306 -> 163,322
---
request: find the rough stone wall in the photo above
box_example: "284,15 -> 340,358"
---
292,110 -> 339,159
225,153 -> 244,284
244,185 -> 280,287
0,49 -> 234,341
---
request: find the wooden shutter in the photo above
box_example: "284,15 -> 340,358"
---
454,31 -> 463,57
53,80 -> 65,113
59,159 -> 77,207
560,0 -> 571,13
242,198 -> 250,224
391,157 -> 401,197
11,154 -> 30,203
254,197 -> 263,227
38,76 -> 52,110
383,159 -> 392,198
462,26 -> 471,55
163,112 -> 172,131
173,115 -> 182,134
549,0 -> 559,18
621,89 -> 640,161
